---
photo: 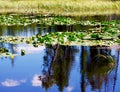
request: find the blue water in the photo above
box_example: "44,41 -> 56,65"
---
0,45 -> 120,92
0,14 -> 120,92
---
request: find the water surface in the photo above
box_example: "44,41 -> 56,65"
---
0,14 -> 120,92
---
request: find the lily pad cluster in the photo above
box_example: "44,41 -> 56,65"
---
0,15 -> 38,26
33,20 -> 120,46
0,47 -> 10,55
0,36 -> 27,44
36,32 -> 85,45
80,20 -> 120,27
0,15 -> 79,26
0,46 -> 26,57
0,22 -> 119,46
34,31 -> 118,46
38,16 -> 79,25
0,15 -> 120,27
38,17 -> 120,27
0,16 -> 119,46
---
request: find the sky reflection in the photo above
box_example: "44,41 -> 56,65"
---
32,74 -> 42,87
1,79 -> 26,87
0,45 -> 120,92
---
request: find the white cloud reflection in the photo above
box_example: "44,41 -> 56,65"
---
66,86 -> 73,92
32,74 -> 42,87
1,79 -> 26,87
13,45 -> 45,54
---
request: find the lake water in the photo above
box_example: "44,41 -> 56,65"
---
0,15 -> 120,92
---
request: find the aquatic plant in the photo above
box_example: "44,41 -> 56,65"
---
0,19 -> 119,47
0,15 -> 120,28
90,33 -> 101,40
35,31 -> 118,46
10,54 -> 15,59
116,39 -> 120,44
0,47 -> 10,56
0,15 -> 38,26
38,16 -> 79,26
0,47 -> 9,53
21,49 -> 25,56
0,36 -> 28,44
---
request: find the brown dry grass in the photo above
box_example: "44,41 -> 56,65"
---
0,0 -> 120,16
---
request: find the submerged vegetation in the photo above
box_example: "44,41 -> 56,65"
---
0,0 -> 120,16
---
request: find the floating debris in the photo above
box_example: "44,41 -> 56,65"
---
21,49 -> 25,56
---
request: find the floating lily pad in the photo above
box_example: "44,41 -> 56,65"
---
0,15 -> 38,26
38,16 -> 79,26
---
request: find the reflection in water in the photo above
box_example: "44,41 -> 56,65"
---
0,42 -> 45,68
74,14 -> 120,22
0,44 -> 119,92
80,46 -> 118,92
32,74 -> 42,87
0,24 -> 85,37
0,42 -> 45,55
38,45 -> 119,92
0,14 -> 120,37
0,14 -> 120,92
40,45 -> 79,91
1,79 -> 26,87
0,24 -> 38,37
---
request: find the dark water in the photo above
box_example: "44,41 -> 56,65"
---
0,14 -> 120,92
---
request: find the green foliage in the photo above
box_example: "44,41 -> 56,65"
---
0,47 -> 9,53
0,15 -> 38,26
0,47 -> 11,56
38,16 -> 79,26
0,18 -> 120,46
116,39 -> 120,43
90,33 -> 100,39
36,32 -> 86,45
0,18 -> 120,57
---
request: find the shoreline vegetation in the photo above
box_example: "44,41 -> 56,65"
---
0,0 -> 120,16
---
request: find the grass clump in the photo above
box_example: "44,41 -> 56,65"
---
0,0 -> 120,16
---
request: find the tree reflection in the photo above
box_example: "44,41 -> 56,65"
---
80,46 -> 118,92
39,45 -> 119,92
0,42 -> 16,67
0,23 -> 38,37
40,45 -> 79,91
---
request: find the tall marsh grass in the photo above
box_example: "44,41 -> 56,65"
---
0,0 -> 120,16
